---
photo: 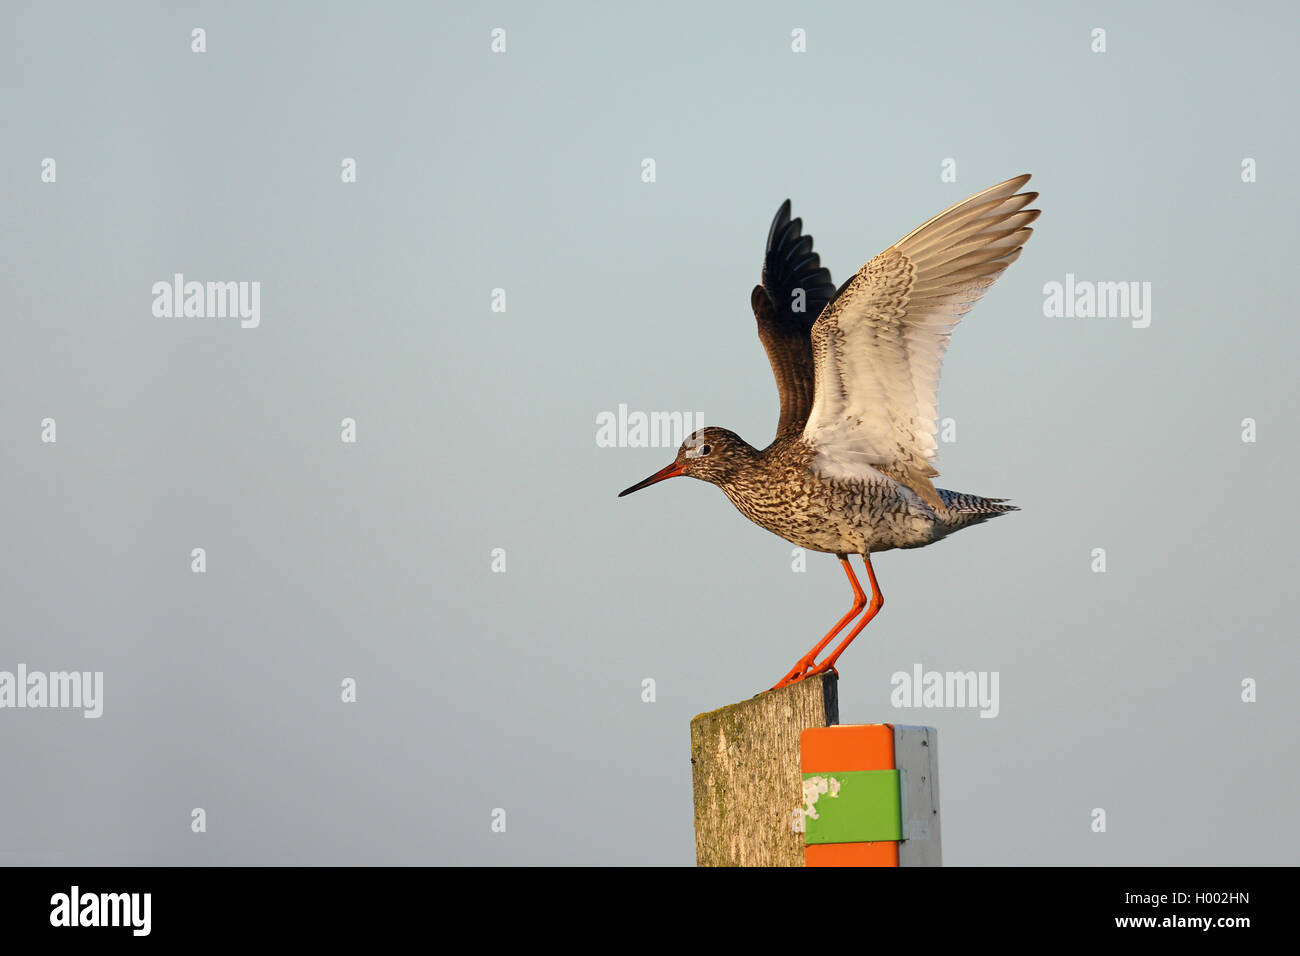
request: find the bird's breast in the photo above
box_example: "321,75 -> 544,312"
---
718,469 -> 935,554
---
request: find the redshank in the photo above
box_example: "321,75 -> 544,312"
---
619,175 -> 1038,690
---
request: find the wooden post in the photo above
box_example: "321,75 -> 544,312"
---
689,674 -> 838,867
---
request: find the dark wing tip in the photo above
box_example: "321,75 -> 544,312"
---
759,197 -> 837,325
766,199 -> 793,253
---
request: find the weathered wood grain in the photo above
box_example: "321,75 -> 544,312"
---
690,674 -> 838,867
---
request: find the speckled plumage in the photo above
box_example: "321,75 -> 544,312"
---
679,429 -> 1017,556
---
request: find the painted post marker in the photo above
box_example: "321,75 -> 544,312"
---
800,723 -> 941,866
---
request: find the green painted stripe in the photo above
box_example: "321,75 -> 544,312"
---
802,770 -> 902,845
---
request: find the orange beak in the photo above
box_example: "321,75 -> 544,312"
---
618,461 -> 686,497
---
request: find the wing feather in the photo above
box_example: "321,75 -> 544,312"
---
751,200 -> 837,438
802,175 -> 1039,507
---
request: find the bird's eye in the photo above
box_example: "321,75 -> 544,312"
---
700,444 -> 711,456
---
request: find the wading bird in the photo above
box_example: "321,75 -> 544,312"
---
619,176 -> 1037,690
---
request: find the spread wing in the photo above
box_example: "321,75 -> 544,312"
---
802,175 -> 1039,508
750,200 -> 836,439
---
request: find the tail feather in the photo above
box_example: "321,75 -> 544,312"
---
935,488 -> 1019,530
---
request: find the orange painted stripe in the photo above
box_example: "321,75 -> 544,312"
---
801,724 -> 895,773
805,841 -> 899,867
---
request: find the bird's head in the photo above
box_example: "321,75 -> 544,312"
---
618,427 -> 754,497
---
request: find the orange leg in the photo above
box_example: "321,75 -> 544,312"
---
771,554 -> 867,690
806,553 -> 883,678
